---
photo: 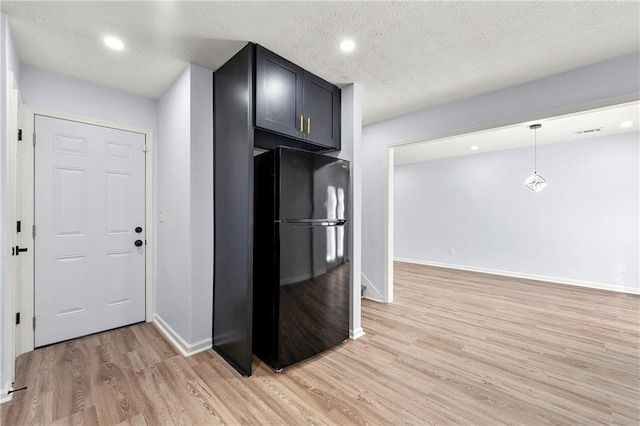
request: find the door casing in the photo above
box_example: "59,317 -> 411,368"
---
15,106 -> 155,356
6,73 -> 20,388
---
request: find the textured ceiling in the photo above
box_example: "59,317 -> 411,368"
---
2,1 -> 639,125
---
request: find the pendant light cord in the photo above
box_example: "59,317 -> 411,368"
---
530,123 -> 541,174
534,127 -> 537,174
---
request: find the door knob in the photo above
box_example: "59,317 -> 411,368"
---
135,240 -> 143,247
135,226 -> 143,233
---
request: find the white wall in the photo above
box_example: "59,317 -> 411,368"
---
20,65 -> 157,130
1,12 -> 21,402
156,67 -> 192,341
334,83 -> 364,339
156,64 -> 213,348
362,52 -> 640,298
188,65 -> 213,342
395,132 -> 639,293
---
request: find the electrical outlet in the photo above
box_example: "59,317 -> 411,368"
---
620,263 -> 626,273
449,248 -> 455,255
159,209 -> 165,223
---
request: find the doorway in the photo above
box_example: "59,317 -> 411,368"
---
386,101 -> 640,299
14,108 -> 155,355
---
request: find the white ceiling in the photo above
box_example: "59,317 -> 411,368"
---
394,101 -> 640,165
2,1 -> 639,125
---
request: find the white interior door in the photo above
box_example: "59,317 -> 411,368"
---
34,115 -> 146,347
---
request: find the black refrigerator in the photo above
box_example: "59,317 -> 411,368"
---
254,147 -> 350,371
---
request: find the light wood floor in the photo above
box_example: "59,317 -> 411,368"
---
2,262 -> 639,425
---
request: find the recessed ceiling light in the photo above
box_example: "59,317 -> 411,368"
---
340,39 -> 355,52
471,145 -> 479,151
620,121 -> 633,128
104,36 -> 124,51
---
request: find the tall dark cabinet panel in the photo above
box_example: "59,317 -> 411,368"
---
213,44 -> 254,377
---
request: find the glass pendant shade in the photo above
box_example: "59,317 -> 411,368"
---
525,123 -> 547,192
525,172 -> 547,192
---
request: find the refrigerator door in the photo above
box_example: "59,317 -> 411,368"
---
278,148 -> 349,221
278,220 -> 349,368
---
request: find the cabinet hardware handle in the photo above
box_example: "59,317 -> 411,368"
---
307,117 -> 311,134
299,115 -> 304,132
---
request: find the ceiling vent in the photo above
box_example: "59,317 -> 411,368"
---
574,127 -> 603,135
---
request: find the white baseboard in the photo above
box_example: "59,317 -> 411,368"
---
153,314 -> 212,357
0,381 -> 13,404
395,257 -> 640,295
361,273 -> 385,302
350,327 -> 365,340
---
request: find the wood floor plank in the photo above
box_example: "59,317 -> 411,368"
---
191,360 -> 261,424
158,356 -> 238,424
3,262 -> 638,425
50,406 -> 98,426
121,365 -> 189,425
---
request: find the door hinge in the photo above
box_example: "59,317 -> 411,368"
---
32,225 -> 36,239
32,317 -> 36,330
16,312 -> 20,325
32,133 -> 36,147
18,129 -> 22,141
143,144 -> 148,152
17,220 -> 21,233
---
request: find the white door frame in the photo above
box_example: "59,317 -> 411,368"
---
15,106 -> 154,356
5,73 -> 20,389
382,94 -> 639,304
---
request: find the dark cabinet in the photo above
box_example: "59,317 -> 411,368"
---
255,45 -> 341,151
213,43 -> 343,377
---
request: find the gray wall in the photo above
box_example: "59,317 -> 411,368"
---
337,84 -> 364,337
395,132 -> 639,293
362,52 -> 640,298
188,65 -> 213,342
156,64 -> 213,344
157,67 -> 192,340
20,65 -> 157,129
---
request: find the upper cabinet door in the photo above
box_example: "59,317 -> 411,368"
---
255,46 -> 304,140
302,73 -> 341,150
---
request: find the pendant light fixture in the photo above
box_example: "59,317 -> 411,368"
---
524,123 -> 547,192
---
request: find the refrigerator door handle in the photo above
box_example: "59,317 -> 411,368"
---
290,222 -> 337,228
277,219 -> 348,227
